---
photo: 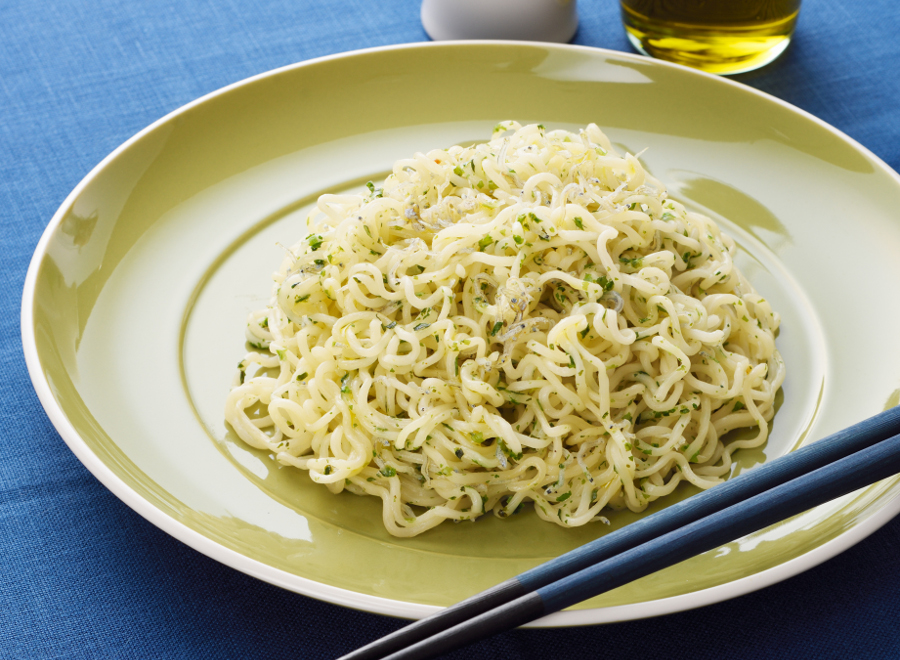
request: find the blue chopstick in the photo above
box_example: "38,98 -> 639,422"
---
382,430 -> 900,660
340,406 -> 900,660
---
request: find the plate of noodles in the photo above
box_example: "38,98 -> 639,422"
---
22,42 -> 900,625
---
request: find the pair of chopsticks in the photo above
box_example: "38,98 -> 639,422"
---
339,406 -> 900,660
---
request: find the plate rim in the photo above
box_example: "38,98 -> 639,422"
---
20,39 -> 900,626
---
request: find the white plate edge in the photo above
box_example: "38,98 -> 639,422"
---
19,39 -> 900,625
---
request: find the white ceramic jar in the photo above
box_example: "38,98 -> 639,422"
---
421,0 -> 578,43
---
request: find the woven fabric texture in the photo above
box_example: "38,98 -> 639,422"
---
3,0 -> 900,658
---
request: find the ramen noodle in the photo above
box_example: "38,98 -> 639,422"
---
225,122 -> 785,537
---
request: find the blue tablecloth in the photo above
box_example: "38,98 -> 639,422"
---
3,1 -> 900,658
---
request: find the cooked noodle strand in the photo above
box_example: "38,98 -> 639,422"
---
226,122 -> 785,537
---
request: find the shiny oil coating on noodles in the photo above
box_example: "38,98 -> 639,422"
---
225,122 -> 785,537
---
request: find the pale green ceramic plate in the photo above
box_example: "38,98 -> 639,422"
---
22,42 -> 900,626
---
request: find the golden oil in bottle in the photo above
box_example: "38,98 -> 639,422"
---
620,0 -> 801,75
